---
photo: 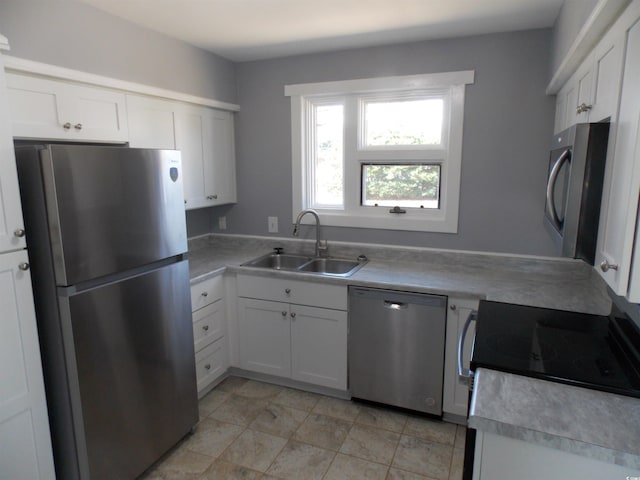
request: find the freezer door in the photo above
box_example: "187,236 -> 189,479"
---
59,260 -> 197,480
41,145 -> 187,285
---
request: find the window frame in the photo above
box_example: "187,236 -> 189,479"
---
287,71 -> 474,233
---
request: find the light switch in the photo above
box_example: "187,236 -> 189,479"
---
268,216 -> 278,233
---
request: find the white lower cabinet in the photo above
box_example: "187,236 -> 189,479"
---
595,9 -> 640,300
473,431 -> 640,480
236,274 -> 348,390
443,297 -> 478,418
0,250 -> 55,479
190,275 -> 228,396
238,298 -> 292,377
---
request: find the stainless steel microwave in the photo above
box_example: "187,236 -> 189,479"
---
544,123 -> 609,265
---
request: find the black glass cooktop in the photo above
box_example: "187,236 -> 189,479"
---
471,300 -> 640,398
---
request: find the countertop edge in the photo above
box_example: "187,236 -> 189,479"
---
469,368 -> 640,470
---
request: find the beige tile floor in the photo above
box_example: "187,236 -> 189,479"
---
140,376 -> 465,480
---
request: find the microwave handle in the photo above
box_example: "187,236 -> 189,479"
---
545,148 -> 571,231
458,309 -> 478,386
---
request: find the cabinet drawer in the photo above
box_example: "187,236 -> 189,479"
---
193,299 -> 225,352
236,274 -> 347,310
191,275 -> 224,311
195,338 -> 227,393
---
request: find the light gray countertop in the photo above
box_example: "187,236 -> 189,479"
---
469,368 -> 640,469
188,233 -> 611,315
187,234 -> 636,465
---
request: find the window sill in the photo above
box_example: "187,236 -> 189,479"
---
295,210 -> 459,233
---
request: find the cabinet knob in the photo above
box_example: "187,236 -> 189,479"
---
282,311 -> 287,317
212,194 -> 218,199
206,194 -> 218,200
14,228 -> 26,238
201,291 -> 208,297
576,103 -> 593,114
204,364 -> 211,370
285,288 -> 291,294
74,123 -> 83,130
202,325 -> 209,331
63,122 -> 72,130
18,262 -> 30,271
599,260 -> 619,272
450,304 -> 456,311
290,312 -> 296,319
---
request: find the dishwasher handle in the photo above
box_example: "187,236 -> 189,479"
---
458,310 -> 478,386
383,300 -> 408,310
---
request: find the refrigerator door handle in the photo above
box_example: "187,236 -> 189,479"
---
546,148 -> 571,232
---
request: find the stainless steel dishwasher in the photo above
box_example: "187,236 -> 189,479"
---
348,286 -> 447,415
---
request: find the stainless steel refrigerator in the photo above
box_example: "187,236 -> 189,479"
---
15,144 -> 198,480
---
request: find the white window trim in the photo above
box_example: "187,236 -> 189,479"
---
287,71 -> 474,233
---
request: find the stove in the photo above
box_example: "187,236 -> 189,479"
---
471,300 -> 640,398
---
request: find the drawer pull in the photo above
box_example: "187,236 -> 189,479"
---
282,311 -> 287,316
63,122 -> 72,130
204,364 -> 211,370
202,325 -> 209,331
201,291 -> 208,297
285,288 -> 291,294
290,312 -> 296,319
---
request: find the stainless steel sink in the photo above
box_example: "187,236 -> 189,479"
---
242,253 -> 312,270
242,252 -> 367,277
298,258 -> 363,276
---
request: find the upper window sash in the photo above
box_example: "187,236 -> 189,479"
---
357,90 -> 450,151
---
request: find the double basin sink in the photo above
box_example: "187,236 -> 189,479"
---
242,252 -> 368,277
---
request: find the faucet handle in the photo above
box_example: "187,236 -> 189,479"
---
274,247 -> 284,255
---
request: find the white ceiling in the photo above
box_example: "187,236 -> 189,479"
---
79,0 -> 564,62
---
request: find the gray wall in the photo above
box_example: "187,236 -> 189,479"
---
0,0 -> 237,103
0,0 -> 237,237
550,0 -> 600,78
217,29 -> 558,257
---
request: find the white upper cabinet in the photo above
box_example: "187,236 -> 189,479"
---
553,25 -> 625,133
176,105 -> 237,208
126,94 -> 176,149
6,72 -> 128,142
204,109 -> 237,207
127,94 -> 237,209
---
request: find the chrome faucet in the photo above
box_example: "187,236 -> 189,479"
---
292,209 -> 328,257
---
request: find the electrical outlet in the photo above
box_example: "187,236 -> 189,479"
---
268,216 -> 278,233
218,216 -> 227,230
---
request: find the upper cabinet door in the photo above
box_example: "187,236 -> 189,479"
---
126,94 -> 177,149
589,30 -> 625,123
178,105 -> 237,210
175,105 -> 206,208
6,72 -> 128,142
0,64 -> 26,254
204,109 -> 236,206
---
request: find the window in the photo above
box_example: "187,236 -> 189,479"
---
286,71 -> 474,232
